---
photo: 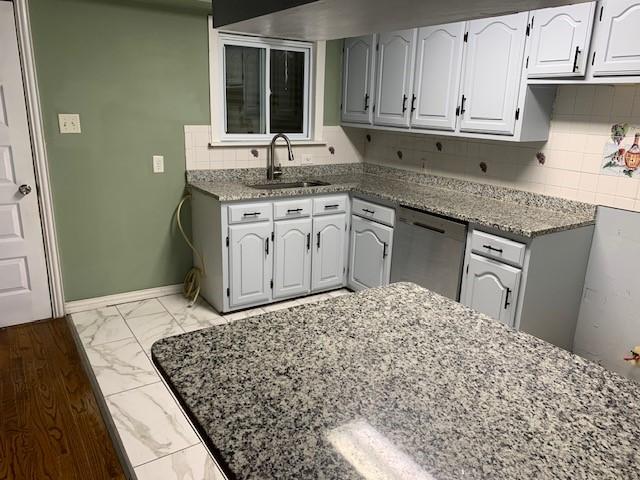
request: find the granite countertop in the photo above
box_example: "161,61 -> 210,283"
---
187,165 -> 595,237
152,283 -> 640,480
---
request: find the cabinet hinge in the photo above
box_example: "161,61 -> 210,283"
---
525,56 -> 529,69
599,5 -> 603,21
226,236 -> 229,247
463,32 -> 468,42
515,108 -> 520,120
270,279 -> 273,289
226,287 -> 230,297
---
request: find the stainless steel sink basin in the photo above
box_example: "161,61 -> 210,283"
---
249,180 -> 330,190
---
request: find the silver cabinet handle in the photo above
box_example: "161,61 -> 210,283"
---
18,184 -> 32,195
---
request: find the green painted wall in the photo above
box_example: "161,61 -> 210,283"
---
29,0 -> 344,301
323,39 -> 343,126
30,0 -> 210,301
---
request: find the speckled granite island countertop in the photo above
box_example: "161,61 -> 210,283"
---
187,164 -> 595,237
151,283 -> 640,480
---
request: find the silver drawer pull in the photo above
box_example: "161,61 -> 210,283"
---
483,244 -> 503,254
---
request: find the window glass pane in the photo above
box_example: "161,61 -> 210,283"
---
225,45 -> 265,134
270,49 -> 305,134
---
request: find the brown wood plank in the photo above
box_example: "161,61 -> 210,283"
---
0,317 -> 126,480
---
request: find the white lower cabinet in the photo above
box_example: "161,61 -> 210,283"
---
228,222 -> 273,308
312,214 -> 346,291
462,253 -> 521,327
273,218 -> 312,299
348,214 -> 393,290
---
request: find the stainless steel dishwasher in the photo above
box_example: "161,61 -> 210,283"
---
390,206 -> 467,300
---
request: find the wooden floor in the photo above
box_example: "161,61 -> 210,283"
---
0,317 -> 126,480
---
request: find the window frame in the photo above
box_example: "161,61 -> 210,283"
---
218,32 -> 313,142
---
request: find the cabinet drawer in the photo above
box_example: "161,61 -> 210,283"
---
273,198 -> 312,220
352,198 -> 395,227
313,195 -> 348,215
228,203 -> 272,224
470,230 -> 525,267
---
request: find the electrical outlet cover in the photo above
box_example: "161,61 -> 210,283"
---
58,113 -> 81,134
152,155 -> 165,173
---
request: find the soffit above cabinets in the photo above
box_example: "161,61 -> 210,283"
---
212,0 -> 589,40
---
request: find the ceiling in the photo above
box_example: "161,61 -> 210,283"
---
213,0 -> 590,40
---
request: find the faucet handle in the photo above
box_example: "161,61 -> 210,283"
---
273,165 -> 283,178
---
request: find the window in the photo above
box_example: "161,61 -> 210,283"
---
219,34 -> 312,141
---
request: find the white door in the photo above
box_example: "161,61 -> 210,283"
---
0,3 -> 51,327
348,215 -> 392,291
462,253 -> 521,327
592,0 -> 640,76
459,12 -> 528,135
312,213 -> 346,291
373,28 -> 417,128
273,218 -> 311,299
228,222 -> 272,308
528,2 -> 596,77
341,35 -> 376,124
411,22 -> 465,131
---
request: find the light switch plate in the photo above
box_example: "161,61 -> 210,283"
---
58,113 -> 81,134
152,155 -> 164,173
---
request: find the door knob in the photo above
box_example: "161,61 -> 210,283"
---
18,184 -> 32,195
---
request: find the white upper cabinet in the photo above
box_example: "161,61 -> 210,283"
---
411,22 -> 465,131
592,0 -> 640,76
228,222 -> 272,308
459,12 -> 529,135
528,2 -> 596,77
341,35 -> 376,124
348,215 -> 393,291
273,218 -> 312,299
373,28 -> 417,127
462,253 -> 521,328
312,214 -> 346,291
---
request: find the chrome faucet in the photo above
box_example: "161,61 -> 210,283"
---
268,133 -> 295,180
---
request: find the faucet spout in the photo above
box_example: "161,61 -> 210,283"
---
268,133 -> 295,180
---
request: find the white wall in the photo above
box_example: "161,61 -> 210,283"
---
573,207 -> 640,383
184,125 -> 364,169
364,84 -> 640,212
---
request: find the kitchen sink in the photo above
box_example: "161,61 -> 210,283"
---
248,180 -> 330,190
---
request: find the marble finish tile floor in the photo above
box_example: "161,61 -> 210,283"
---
69,288 -> 350,479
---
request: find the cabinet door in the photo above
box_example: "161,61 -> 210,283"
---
273,218 -> 312,299
411,22 -> 465,131
312,214 -> 346,291
459,13 -> 528,135
373,29 -> 417,128
348,215 -> 393,291
228,222 -> 272,308
528,2 -> 595,78
592,0 -> 640,76
342,35 -> 376,124
462,253 -> 521,327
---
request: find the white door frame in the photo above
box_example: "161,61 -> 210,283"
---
11,0 -> 65,318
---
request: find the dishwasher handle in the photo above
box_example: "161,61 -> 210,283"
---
411,221 -> 445,235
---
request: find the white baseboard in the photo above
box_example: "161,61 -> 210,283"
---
65,284 -> 183,314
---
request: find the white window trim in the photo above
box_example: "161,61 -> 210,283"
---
208,17 -> 325,145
